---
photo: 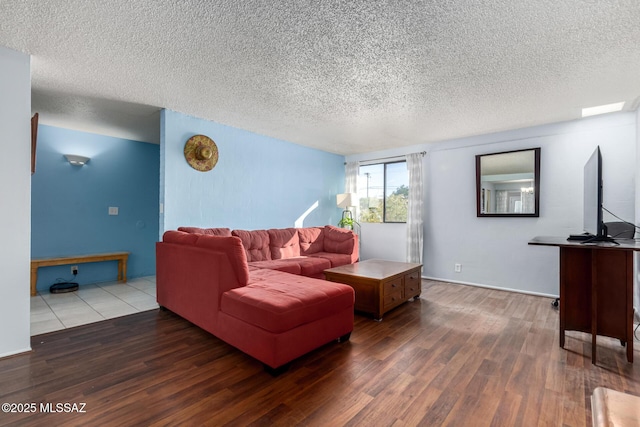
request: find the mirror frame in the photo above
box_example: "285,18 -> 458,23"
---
476,147 -> 541,218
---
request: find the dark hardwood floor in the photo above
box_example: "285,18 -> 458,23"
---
1,280 -> 639,426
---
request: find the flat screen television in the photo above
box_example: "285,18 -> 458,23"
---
582,146 -> 613,242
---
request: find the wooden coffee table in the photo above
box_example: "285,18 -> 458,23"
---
324,259 -> 422,320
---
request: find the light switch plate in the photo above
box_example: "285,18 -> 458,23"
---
108,206 -> 119,215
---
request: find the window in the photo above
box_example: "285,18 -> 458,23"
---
358,161 -> 409,223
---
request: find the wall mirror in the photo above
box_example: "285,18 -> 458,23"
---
476,147 -> 540,217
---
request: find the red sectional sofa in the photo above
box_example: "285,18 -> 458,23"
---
156,226 -> 358,372
177,225 -> 358,277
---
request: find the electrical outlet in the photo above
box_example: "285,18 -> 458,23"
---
71,265 -> 78,275
454,263 -> 462,273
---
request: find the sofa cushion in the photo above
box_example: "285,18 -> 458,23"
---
232,229 -> 271,262
310,252 -> 354,268
178,226 -> 232,236
298,227 -> 325,255
250,257 -> 331,277
323,225 -> 356,255
268,228 -> 300,260
163,230 -> 200,245
221,269 -> 354,333
296,257 -> 332,276
249,259 -> 302,275
193,235 -> 250,286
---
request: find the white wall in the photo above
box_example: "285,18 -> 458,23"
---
347,112 -> 636,297
0,46 -> 31,357
635,108 -> 640,322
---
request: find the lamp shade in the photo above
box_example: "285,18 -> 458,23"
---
337,193 -> 357,208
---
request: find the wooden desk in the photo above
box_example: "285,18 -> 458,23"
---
529,236 -> 639,364
30,252 -> 129,296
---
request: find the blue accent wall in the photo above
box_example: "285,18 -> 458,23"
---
31,125 -> 159,291
160,110 -> 345,233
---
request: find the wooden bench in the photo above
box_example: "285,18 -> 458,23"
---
592,387 -> 640,427
30,252 -> 129,296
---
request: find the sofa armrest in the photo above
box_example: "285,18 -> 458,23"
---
323,225 -> 359,263
592,387 -> 640,427
351,234 -> 359,263
156,242 -> 244,331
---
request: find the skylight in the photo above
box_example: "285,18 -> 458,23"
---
582,102 -> 625,117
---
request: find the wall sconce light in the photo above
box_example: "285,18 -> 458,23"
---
64,154 -> 90,166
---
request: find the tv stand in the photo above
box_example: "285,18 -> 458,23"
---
582,235 -> 619,245
529,236 -> 638,364
567,233 -> 618,244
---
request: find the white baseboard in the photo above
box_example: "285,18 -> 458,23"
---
0,346 -> 31,360
422,276 -> 558,299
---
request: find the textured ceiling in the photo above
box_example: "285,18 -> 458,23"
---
1,0 -> 639,154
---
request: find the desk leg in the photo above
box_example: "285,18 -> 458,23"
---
559,249 -> 566,349
30,266 -> 38,297
626,253 -> 634,363
559,304 -> 565,348
591,250 -> 598,365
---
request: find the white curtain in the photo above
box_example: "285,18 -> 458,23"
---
345,161 -> 358,195
406,153 -> 424,264
521,190 -> 534,213
495,190 -> 508,213
344,161 -> 360,251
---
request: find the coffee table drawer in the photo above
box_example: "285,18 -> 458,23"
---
383,278 -> 403,295
383,289 -> 404,311
404,271 -> 421,299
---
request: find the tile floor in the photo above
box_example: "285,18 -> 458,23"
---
30,276 -> 158,336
